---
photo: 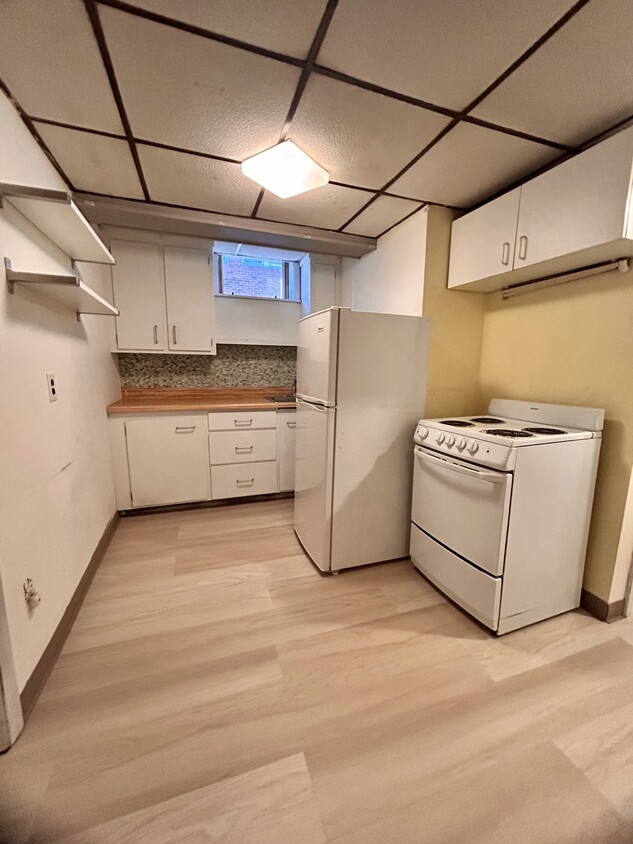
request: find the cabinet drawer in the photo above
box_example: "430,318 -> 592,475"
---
209,429 -> 277,465
211,461 -> 278,499
208,410 -> 276,431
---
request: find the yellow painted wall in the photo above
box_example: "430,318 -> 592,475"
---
422,207 -> 486,418
479,267 -> 633,602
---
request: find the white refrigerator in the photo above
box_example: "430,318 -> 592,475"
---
294,307 -> 430,573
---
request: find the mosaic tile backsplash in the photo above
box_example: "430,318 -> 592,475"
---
117,345 -> 296,389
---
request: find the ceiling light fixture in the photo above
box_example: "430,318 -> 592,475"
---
241,140 -> 329,199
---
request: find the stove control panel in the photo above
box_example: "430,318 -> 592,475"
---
414,423 -> 516,470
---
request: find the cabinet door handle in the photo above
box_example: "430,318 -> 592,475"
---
287,422 -> 296,428
172,325 -> 177,345
175,426 -> 196,433
236,478 -> 255,487
235,446 -> 253,454
153,324 -> 158,344
518,235 -> 528,261
501,241 -> 510,266
234,419 -> 253,427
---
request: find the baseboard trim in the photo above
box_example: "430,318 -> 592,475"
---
19,512 -> 119,721
120,491 -> 294,517
581,589 -> 626,623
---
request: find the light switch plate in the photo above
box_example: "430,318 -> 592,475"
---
46,373 -> 57,402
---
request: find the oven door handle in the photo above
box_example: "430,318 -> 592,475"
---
415,447 -> 506,484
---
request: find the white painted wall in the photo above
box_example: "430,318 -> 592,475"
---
342,208 -> 428,315
0,90 -> 120,689
214,296 -> 299,345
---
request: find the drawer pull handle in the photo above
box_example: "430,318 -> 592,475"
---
153,324 -> 158,344
235,446 -> 253,454
234,419 -> 253,427
172,325 -> 177,345
236,478 -> 255,487
287,421 -> 296,428
175,426 -> 196,433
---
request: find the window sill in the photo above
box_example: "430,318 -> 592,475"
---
214,293 -> 301,304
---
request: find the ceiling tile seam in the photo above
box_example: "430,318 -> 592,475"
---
20,115 -> 444,202
336,120 -> 460,231
311,63 -> 565,150
460,0 -> 593,115
95,0 -> 304,70
373,202 -> 427,239
251,0 -> 340,219
76,190 -> 376,240
84,0 -> 150,200
96,0 -> 581,150
0,78 -> 73,190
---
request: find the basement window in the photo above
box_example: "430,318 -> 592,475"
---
214,254 -> 300,301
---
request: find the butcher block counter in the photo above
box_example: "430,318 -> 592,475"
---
107,387 -> 296,415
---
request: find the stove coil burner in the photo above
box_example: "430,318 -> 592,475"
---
470,417 -> 505,424
439,420 -> 475,428
523,427 -> 567,435
484,429 -> 534,438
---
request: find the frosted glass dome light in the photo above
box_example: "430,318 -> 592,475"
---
241,141 -> 329,199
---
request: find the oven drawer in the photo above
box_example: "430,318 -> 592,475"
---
209,429 -> 277,465
411,446 -> 512,576
211,461 -> 278,499
410,523 -> 501,630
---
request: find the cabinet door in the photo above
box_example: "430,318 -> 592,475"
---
125,416 -> 210,508
164,246 -> 216,353
514,128 -> 633,269
111,240 -> 166,350
277,409 -> 297,492
448,189 -> 521,288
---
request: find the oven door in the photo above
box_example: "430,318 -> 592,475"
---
411,446 -> 512,576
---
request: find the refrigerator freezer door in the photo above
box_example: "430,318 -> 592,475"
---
294,398 -> 336,572
296,308 -> 339,406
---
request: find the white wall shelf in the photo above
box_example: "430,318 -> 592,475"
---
0,183 -> 114,265
5,263 -> 119,317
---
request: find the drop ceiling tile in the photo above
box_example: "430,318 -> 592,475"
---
318,0 -> 578,111
289,75 -> 450,189
100,6 -> 301,160
343,196 -> 422,237
472,0 -> 633,146
391,123 -> 559,208
138,145 -> 260,215
258,184 -> 371,231
0,0 -> 123,133
34,123 -> 144,199
124,0 -> 328,59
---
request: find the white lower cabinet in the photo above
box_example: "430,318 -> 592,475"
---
125,415 -> 210,508
277,409 -> 297,492
110,407 -> 296,510
211,462 -> 278,499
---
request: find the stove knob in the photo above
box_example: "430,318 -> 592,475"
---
416,426 -> 429,441
457,437 -> 467,451
468,441 -> 479,454
437,433 -> 445,445
447,435 -> 455,447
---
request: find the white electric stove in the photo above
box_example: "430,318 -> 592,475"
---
410,399 -> 604,634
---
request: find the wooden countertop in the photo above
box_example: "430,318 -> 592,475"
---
107,387 -> 296,415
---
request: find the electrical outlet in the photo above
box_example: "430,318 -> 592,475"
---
46,372 -> 57,402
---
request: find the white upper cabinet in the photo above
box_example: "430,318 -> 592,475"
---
448,125 -> 633,292
111,239 -> 216,354
164,246 -> 216,353
111,240 -> 167,350
447,189 -> 520,288
515,129 -> 633,270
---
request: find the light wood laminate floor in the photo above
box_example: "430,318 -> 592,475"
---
2,498 -> 633,843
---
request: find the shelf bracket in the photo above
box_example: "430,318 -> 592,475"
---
5,257 -> 14,293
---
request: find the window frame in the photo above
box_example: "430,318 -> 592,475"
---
214,253 -> 301,303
